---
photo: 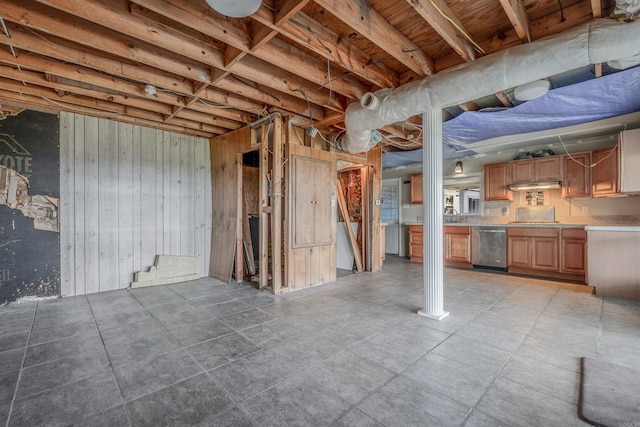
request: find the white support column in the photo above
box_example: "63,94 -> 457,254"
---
418,109 -> 449,320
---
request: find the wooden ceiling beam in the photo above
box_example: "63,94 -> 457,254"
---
407,0 -> 479,62
31,0 -> 341,112
273,0 -> 312,26
128,0 -> 358,102
252,8 -> 399,88
313,0 -> 434,76
0,77 -> 228,134
499,0 -> 532,42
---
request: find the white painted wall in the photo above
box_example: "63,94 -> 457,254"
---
59,113 -> 212,296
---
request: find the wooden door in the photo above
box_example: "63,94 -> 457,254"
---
531,237 -> 558,271
592,146 -> 618,196
560,228 -> 586,274
292,155 -> 332,247
484,162 -> 511,201
562,153 -> 590,198
508,236 -> 531,268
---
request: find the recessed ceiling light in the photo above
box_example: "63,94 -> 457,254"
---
514,79 -> 550,101
205,0 -> 261,18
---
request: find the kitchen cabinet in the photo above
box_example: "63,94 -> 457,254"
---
562,152 -> 591,198
591,145 -> 618,197
510,156 -> 561,184
410,173 -> 423,204
444,226 -> 471,267
408,225 -> 423,262
560,228 -> 586,275
508,226 -> 585,282
619,129 -> 640,193
484,162 -> 511,201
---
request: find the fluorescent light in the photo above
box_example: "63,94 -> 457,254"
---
205,0 -> 262,18
514,79 -> 550,101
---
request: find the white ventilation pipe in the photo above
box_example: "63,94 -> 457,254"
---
341,18 -> 640,153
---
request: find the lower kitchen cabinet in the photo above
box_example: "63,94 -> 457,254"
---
444,226 -> 471,267
408,225 -> 423,262
560,228 -> 587,275
508,227 -> 585,282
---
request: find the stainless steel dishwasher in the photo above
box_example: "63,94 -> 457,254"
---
471,227 -> 507,271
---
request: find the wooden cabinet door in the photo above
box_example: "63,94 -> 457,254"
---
562,153 -> 590,198
409,225 -> 423,262
535,156 -> 562,181
560,239 -> 586,274
410,173 -> 423,204
508,236 -> 531,268
511,160 -> 534,183
484,162 -> 511,201
592,146 -> 618,196
292,156 -> 332,248
445,233 -> 471,263
531,237 -> 558,271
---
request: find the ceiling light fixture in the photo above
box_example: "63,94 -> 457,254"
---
205,0 -> 262,18
514,79 -> 550,101
454,161 -> 463,174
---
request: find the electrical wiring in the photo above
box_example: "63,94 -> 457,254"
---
426,0 -> 485,55
40,96 -> 123,117
558,133 -> 622,168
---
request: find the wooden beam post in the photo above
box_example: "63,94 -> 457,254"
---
271,115 -> 283,292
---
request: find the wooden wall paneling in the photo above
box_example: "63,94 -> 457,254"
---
117,122 -> 134,291
194,137 -> 212,278
161,131 -> 172,255
140,126 -> 159,270
235,154 -> 244,283
209,126 -> 252,282
132,125 -> 143,276
170,132 -> 182,255
83,116 -> 100,294
367,147 -> 382,272
72,114 -> 87,296
180,133 -> 196,256
243,167 -> 260,215
154,130 -> 166,260
98,118 -> 120,292
59,113 -> 75,297
60,112 -> 212,295
272,115 -> 283,292
259,125 -> 269,289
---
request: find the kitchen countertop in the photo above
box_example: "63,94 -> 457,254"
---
585,225 -> 640,232
405,222 -> 587,228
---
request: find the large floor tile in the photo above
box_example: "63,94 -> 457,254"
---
187,332 -> 260,370
9,371 -> 122,426
16,351 -> 111,400
68,405 -> 130,427
0,331 -> 29,353
168,318 -> 234,346
23,333 -> 104,367
218,308 -> 275,331
358,375 -> 470,426
476,377 -> 589,427
239,318 -> 302,349
402,352 -> 496,407
329,408 -> 384,427
126,373 -> 233,427
113,349 -> 203,401
0,370 -> 19,405
28,319 -> 99,346
432,335 -> 512,374
0,348 -> 25,375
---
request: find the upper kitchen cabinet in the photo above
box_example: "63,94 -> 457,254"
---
562,152 -> 591,198
592,145 -> 619,197
510,156 -> 561,184
410,173 -> 423,204
484,162 -> 512,201
620,129 -> 640,193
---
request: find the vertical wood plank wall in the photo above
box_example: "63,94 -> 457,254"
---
59,112 -> 212,296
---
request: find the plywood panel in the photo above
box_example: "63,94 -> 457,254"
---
59,112 -> 212,295
117,123 -> 134,289
209,126 -> 253,282
59,113 -> 75,297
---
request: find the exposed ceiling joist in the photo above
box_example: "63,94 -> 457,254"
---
499,0 -> 532,42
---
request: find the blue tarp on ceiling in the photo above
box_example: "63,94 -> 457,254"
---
382,66 -> 640,168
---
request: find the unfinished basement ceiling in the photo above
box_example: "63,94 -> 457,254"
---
0,0 -> 625,150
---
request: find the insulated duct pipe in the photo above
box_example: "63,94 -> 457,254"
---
341,18 -> 640,153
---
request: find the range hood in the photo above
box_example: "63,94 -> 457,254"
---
508,181 -> 562,191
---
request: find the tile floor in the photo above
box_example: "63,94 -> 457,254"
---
1,256 -> 639,426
